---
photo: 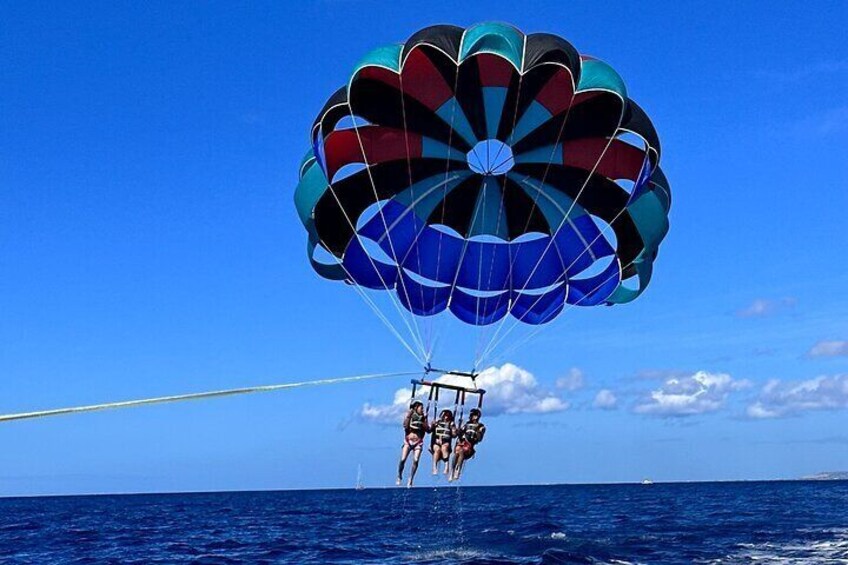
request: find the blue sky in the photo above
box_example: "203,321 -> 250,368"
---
2,0 -> 847,496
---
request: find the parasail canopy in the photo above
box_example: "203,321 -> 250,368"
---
295,22 -> 671,364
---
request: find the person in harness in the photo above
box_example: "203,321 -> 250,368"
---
430,409 -> 457,477
450,408 -> 486,482
396,399 -> 428,487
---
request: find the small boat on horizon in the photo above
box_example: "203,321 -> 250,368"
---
641,479 -> 654,485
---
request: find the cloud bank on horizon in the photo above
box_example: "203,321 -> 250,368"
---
360,349 -> 848,424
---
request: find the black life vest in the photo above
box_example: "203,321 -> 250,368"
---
408,412 -> 425,433
433,420 -> 453,442
463,421 -> 483,444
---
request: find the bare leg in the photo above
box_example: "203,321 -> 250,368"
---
452,450 -> 466,481
397,443 -> 411,485
449,448 -> 461,482
432,444 -> 440,475
408,447 -> 422,486
441,444 -> 451,475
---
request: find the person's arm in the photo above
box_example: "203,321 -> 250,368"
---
402,410 -> 411,432
477,425 -> 486,443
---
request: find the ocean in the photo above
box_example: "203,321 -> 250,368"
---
2,481 -> 847,564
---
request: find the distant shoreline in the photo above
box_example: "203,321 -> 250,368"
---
3,476 -> 847,501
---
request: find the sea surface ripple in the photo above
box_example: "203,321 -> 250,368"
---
2,481 -> 847,564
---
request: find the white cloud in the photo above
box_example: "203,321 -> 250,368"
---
736,297 -> 796,318
360,387 -> 416,423
808,340 -> 848,358
747,375 -> 848,419
634,371 -> 751,417
556,368 -> 584,391
593,389 -> 617,410
360,363 -> 569,424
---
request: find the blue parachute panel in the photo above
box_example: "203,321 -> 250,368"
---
397,271 -> 450,316
511,286 -> 567,325
511,236 -> 566,289
566,257 -> 621,306
449,288 -> 510,325
359,200 -> 422,263
342,237 -> 398,290
403,226 -> 465,285
555,216 -> 614,277
455,240 -> 511,291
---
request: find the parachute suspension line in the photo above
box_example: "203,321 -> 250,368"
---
320,178 -> 427,364
318,237 -> 427,365
398,69 -> 432,361
483,166 -> 646,366
369,59 -> 467,365
472,183 -> 488,334
445,175 -> 486,318
482,165 -> 639,365
473,177 -> 507,366
475,42 -> 527,366
329,109 -> 424,362
492,35 -> 527,175
430,60 -> 464,361
425,384 -> 435,419
474,82 -> 578,367
474,80 -> 579,369
457,390 -> 467,426
476,153 -> 619,365
394,70 -> 430,354
374,174 -> 462,364
487,151 -> 656,366
477,112 -> 625,367
516,88 -> 577,235
345,106 -> 430,363
0,371 -> 421,423
488,244 -> 641,365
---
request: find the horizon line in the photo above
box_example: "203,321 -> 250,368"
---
3,476 -> 845,501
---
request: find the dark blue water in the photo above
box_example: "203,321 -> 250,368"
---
2,482 -> 847,564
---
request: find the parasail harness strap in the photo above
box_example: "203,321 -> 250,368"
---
410,367 -> 485,428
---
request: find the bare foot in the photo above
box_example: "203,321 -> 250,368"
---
407,480 -> 414,488
395,477 -> 402,486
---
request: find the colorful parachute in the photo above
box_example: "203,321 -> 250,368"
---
295,23 -> 671,328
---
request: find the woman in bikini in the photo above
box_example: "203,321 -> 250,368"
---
396,400 -> 428,487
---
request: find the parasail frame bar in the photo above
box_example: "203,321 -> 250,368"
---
424,365 -> 479,385
410,378 -> 486,398
418,365 -> 484,408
